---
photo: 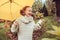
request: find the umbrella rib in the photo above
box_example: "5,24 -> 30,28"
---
13,1 -> 20,5
10,3 -> 13,20
13,1 -> 22,6
0,1 -> 9,7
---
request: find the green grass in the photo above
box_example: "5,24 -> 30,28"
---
0,22 -> 10,40
41,16 -> 60,40
0,23 -> 4,27
0,28 -> 10,40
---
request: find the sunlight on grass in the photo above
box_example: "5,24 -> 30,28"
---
42,38 -> 57,40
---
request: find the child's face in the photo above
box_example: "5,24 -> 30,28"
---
25,7 -> 33,16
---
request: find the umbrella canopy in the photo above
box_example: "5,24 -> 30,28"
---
0,0 -> 34,21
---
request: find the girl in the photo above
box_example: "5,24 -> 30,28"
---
11,6 -> 41,40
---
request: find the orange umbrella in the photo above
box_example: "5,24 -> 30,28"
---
0,0 -> 34,21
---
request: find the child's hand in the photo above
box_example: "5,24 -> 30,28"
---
14,21 -> 19,27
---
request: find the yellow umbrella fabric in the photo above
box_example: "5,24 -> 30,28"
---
0,0 -> 34,21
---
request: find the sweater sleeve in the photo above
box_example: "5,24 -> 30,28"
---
11,21 -> 19,33
34,20 -> 42,30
